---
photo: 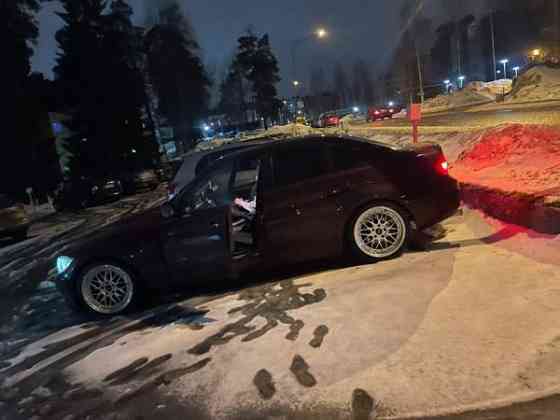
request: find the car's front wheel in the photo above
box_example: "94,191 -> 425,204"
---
77,262 -> 138,316
350,204 -> 409,262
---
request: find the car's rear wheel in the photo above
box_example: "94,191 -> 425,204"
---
77,262 -> 138,316
350,204 -> 409,262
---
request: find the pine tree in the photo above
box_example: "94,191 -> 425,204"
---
250,35 -> 281,129
218,64 -> 248,124
1,0 -> 41,197
146,2 -> 211,151
101,0 -> 159,171
222,30 -> 281,129
55,0 -> 109,179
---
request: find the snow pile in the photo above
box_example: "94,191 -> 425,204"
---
422,80 -> 514,112
451,124 -> 560,198
506,66 -> 560,103
482,79 -> 513,96
423,82 -> 495,112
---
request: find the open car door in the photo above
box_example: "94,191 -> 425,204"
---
162,159 -> 235,285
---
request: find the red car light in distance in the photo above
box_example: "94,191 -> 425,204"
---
374,110 -> 380,115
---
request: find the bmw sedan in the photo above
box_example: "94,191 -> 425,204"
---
55,135 -> 460,316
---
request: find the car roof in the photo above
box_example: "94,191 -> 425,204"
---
203,135 -> 400,165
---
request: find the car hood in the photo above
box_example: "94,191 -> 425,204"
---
66,206 -> 162,257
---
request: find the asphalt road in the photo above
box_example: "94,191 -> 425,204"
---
1,207 -> 560,419
366,102 -> 560,128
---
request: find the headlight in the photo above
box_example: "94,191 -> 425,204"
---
91,186 -> 99,193
56,256 -> 74,274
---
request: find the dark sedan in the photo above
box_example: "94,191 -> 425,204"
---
55,136 -> 460,316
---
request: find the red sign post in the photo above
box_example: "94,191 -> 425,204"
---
408,103 -> 422,144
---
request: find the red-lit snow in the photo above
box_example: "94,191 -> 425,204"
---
451,124 -> 560,199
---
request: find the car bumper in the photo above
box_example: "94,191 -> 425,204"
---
55,263 -> 82,310
408,179 -> 461,229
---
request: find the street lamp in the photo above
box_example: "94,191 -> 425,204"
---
291,27 -> 330,90
532,49 -> 541,58
388,101 -> 395,107
315,27 -> 328,39
512,66 -> 520,78
457,76 -> 466,89
352,106 -> 359,113
500,59 -> 509,78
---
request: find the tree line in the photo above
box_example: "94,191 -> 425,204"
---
3,0 -> 282,200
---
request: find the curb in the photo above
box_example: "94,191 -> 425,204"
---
459,182 -> 560,234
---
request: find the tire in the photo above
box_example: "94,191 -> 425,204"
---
76,262 -> 140,316
349,204 -> 410,263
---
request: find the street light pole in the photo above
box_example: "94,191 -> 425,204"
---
291,27 -> 328,95
490,9 -> 497,80
500,59 -> 509,79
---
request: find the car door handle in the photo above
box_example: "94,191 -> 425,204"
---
327,187 -> 345,197
289,204 -> 302,216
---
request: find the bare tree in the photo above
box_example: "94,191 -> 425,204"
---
333,63 -> 350,108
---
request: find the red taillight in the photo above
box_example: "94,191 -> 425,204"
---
436,158 -> 449,176
374,110 -> 380,115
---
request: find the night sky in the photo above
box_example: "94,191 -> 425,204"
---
33,0 -> 490,97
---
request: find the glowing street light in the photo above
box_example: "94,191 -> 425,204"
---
457,75 -> 466,89
352,106 -> 360,113
443,79 -> 451,94
532,49 -> 541,58
315,27 -> 328,39
512,66 -> 520,78
500,59 -> 509,78
293,80 -> 300,87
388,101 -> 395,107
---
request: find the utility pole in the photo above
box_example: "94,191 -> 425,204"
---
490,9 -> 497,80
555,0 -> 560,56
415,45 -> 424,103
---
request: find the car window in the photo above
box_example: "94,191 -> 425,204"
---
328,142 -> 374,172
272,143 -> 329,188
182,160 -> 233,212
232,155 -> 261,201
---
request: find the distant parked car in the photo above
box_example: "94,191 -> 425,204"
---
321,114 -> 340,127
120,169 -> 160,194
53,178 -> 123,211
0,194 -> 30,241
367,107 -> 393,122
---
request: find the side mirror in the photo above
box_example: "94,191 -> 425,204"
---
160,203 -> 176,219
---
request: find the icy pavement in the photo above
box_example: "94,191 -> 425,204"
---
1,210 -> 560,419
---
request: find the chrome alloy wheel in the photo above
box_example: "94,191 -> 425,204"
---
81,264 -> 134,314
353,206 -> 407,258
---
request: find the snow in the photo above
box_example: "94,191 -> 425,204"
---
422,80 -> 511,112
506,66 -> 560,103
451,124 -> 560,199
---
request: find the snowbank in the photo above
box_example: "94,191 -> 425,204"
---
422,80 -> 511,112
506,66 -> 560,103
451,124 -> 560,200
